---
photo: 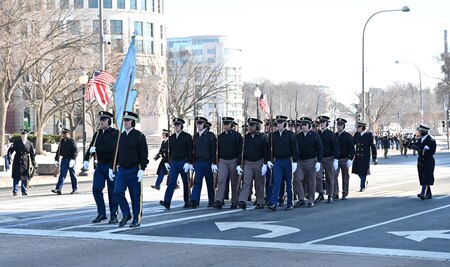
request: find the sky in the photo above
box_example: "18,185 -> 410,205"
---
164,0 -> 450,106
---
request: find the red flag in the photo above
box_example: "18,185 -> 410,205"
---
259,92 -> 271,118
85,70 -> 116,109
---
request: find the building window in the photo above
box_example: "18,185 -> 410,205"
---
151,0 -> 154,11
130,0 -> 137,10
110,20 -> 123,35
141,0 -> 147,10
207,48 -> 215,55
207,58 -> 215,63
93,20 -> 107,34
117,0 -> 125,8
111,38 -> 123,53
59,0 -> 69,9
67,20 -> 81,35
160,25 -> 163,39
135,40 -> 144,54
88,0 -> 98,8
144,22 -> 153,37
104,0 -> 112,8
74,0 -> 83,8
157,0 -> 161,13
144,40 -> 153,55
160,43 -> 164,56
134,21 -> 143,36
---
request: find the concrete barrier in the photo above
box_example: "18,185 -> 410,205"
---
37,164 -> 57,175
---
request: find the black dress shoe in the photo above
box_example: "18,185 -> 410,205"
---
341,195 -> 347,200
108,217 -> 118,224
189,201 -> 197,209
22,192 -> 28,196
294,200 -> 305,208
92,215 -> 107,223
307,202 -> 314,208
230,203 -> 238,209
129,222 -> 140,228
255,204 -> 265,209
151,185 -> 160,190
13,192 -> 17,196
119,215 -> 132,227
278,201 -> 284,207
207,203 -> 214,208
214,201 -> 223,209
417,194 -> 425,200
238,201 -> 246,210
51,189 -> 62,195
333,194 -> 339,200
70,190 -> 78,194
425,194 -> 432,199
327,196 -> 333,203
159,200 -> 170,209
267,204 -> 277,211
285,205 -> 293,210
314,193 -> 324,203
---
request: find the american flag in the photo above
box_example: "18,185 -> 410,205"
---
259,92 -> 271,117
85,70 -> 116,109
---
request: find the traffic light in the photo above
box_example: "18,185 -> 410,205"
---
357,113 -> 361,121
442,120 -> 446,128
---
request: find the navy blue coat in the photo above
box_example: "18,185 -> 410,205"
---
410,135 -> 436,185
352,131 -> 377,176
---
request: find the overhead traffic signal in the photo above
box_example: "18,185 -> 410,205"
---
442,120 -> 446,128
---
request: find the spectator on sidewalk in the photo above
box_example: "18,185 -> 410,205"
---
3,139 -> 11,172
8,130 -> 36,196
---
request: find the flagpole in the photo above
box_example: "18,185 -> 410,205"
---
99,0 -> 105,72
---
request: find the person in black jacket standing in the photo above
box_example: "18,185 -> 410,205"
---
151,129 -> 170,190
409,125 -> 436,200
83,111 -> 120,224
52,128 -> 78,195
8,129 -> 36,196
333,118 -> 355,200
160,118 -> 193,209
113,111 -> 148,227
352,122 -> 377,192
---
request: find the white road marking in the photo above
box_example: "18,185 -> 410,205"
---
388,230 -> 450,242
215,221 -> 300,238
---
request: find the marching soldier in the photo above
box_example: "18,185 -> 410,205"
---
160,118 -> 193,209
333,118 -> 355,200
190,116 -> 217,208
151,129 -> 170,190
267,115 -> 298,211
52,128 -> 78,195
352,122 -> 377,192
409,125 -> 436,200
214,117 -> 243,209
237,118 -> 269,210
294,117 -> 322,208
315,115 -> 340,203
113,111 -> 148,227
83,111 -> 120,224
8,129 -> 36,196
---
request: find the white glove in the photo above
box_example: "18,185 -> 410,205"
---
183,163 -> 191,173
236,165 -> 243,175
164,163 -> 170,171
89,147 -> 96,154
69,159 -> 75,168
137,170 -> 144,182
211,164 -> 218,173
346,159 -> 352,168
189,164 -> 195,172
94,160 -> 98,165
267,161 -> 274,169
83,161 -> 89,170
261,164 -> 268,176
333,159 -> 339,171
291,162 -> 298,173
54,161 -> 59,167
315,162 -> 321,173
108,168 -> 115,181
424,145 -> 430,150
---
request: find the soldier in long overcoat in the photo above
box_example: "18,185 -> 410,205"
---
8,129 -> 36,196
352,122 -> 377,192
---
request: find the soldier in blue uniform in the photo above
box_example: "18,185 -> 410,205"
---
8,130 -> 36,196
151,129 -> 170,190
160,118 -> 193,209
52,128 -> 78,195
409,125 -> 436,200
190,116 -> 217,208
352,122 -> 377,192
333,118 -> 355,200
267,115 -> 298,211
113,111 -> 149,227
83,111 -> 120,224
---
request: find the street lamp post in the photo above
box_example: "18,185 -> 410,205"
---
254,85 -> 261,120
79,71 -> 89,176
395,60 -> 423,124
362,6 -> 410,123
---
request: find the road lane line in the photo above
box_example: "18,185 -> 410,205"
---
302,204 -> 450,245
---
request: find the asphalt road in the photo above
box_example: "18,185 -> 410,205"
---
0,152 -> 449,267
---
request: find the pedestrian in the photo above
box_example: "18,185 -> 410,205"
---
267,115 -> 298,211
294,117 -> 322,208
159,118 -> 193,209
409,125 -> 436,200
214,117 -> 243,209
190,116 -> 217,208
151,129 -> 170,191
112,111 -> 148,227
352,122 -> 377,192
83,111 -> 120,224
237,118 -> 268,210
8,130 -> 36,196
52,128 -> 78,195
333,118 -> 355,200
3,139 -> 11,172
382,133 -> 390,159
315,115 -> 340,203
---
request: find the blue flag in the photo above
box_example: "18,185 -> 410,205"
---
114,36 -> 138,128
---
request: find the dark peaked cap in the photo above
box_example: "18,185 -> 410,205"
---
317,115 -> 330,122
275,115 -> 288,122
357,122 -> 366,128
173,118 -> 185,124
417,124 -> 430,132
99,111 -> 113,119
123,111 -> 138,120
336,118 -> 347,124
195,116 -> 208,123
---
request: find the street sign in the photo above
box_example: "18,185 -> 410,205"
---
388,230 -> 450,242
215,221 -> 300,238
